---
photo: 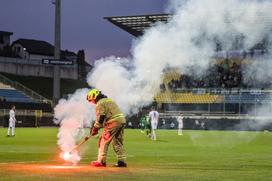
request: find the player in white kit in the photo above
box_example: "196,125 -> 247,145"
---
177,113 -> 184,135
149,107 -> 159,141
7,105 -> 16,137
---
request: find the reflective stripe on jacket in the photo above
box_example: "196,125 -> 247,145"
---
94,98 -> 126,128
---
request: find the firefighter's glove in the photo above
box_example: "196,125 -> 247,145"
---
91,127 -> 99,136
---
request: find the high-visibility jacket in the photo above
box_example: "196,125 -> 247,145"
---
94,98 -> 126,128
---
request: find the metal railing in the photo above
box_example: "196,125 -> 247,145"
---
172,88 -> 272,94
0,73 -> 52,104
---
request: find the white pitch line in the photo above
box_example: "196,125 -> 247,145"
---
0,160 -> 58,164
0,151 -> 53,154
0,154 -> 135,165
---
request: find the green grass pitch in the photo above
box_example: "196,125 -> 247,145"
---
0,128 -> 271,181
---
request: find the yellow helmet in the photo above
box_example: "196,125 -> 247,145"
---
87,88 -> 100,103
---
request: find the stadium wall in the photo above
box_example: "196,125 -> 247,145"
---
0,57 -> 78,79
0,110 -> 271,130
126,116 -> 272,131
0,115 -> 55,127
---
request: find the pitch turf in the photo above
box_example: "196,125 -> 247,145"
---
0,128 -> 271,181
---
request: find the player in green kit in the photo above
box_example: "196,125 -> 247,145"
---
139,115 -> 146,133
145,115 -> 151,137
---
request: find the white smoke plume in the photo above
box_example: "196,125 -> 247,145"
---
54,0 -> 272,162
54,88 -> 95,164
236,103 -> 272,131
242,54 -> 272,87
87,56 -> 158,114
88,0 -> 272,113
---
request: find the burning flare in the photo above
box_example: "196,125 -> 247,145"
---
60,151 -> 81,165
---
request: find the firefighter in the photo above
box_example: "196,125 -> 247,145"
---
87,88 -> 127,167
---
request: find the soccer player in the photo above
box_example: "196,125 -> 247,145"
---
87,88 -> 127,167
7,105 -> 16,137
177,113 -> 184,135
139,114 -> 146,133
149,107 -> 159,141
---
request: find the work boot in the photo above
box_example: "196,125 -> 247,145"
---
113,161 -> 127,167
90,160 -> 106,167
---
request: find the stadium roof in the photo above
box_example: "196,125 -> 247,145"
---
104,14 -> 172,37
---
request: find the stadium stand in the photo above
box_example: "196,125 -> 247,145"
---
0,81 -> 53,112
155,92 -> 223,104
0,82 -> 11,89
0,88 -> 34,103
0,73 -> 51,103
105,14 -> 272,131
0,73 -> 54,127
0,80 -> 36,103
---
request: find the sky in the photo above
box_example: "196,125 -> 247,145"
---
0,0 -> 169,65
